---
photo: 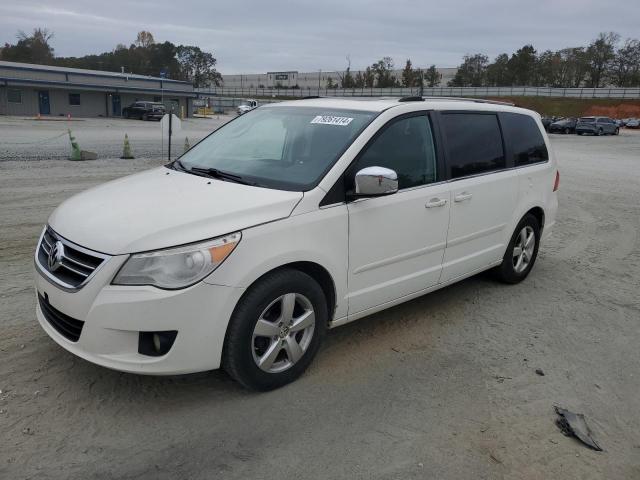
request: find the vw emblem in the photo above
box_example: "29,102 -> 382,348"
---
48,240 -> 65,271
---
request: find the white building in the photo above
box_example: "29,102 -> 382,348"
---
221,67 -> 458,89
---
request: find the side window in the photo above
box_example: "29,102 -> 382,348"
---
354,115 -> 437,189
500,112 -> 549,166
441,113 -> 505,179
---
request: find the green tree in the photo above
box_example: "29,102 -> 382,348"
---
585,32 -> 619,87
448,54 -> 489,87
372,57 -> 397,87
424,65 -> 441,87
486,53 -> 511,86
363,66 -> 375,88
612,38 -> 640,87
175,45 -> 222,87
1,28 -> 55,64
401,59 -> 415,87
507,45 -> 538,85
326,76 -> 336,89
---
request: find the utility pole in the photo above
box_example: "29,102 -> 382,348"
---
318,69 -> 322,95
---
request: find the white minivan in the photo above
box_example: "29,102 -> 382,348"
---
35,97 -> 558,390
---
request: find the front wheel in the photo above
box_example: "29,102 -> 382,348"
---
597,128 -> 603,136
614,127 -> 620,135
223,269 -> 328,391
493,214 -> 541,284
564,127 -> 570,135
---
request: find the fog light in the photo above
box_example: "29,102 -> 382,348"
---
138,331 -> 178,357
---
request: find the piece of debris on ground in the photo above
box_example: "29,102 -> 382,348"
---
554,406 -> 603,451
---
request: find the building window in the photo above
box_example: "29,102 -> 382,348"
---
69,93 -> 81,106
8,89 -> 22,103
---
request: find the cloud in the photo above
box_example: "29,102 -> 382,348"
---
1,0 -> 638,73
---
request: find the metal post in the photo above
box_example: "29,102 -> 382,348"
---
168,108 -> 173,161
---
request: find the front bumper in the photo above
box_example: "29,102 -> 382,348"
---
35,262 -> 244,375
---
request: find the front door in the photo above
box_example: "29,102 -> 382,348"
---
438,112 -> 518,283
347,114 -> 450,315
112,94 -> 121,116
38,91 -> 50,115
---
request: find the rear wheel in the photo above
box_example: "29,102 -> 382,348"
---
597,128 -> 603,136
564,127 -> 570,134
223,269 -> 327,391
614,127 -> 620,135
494,214 -> 541,284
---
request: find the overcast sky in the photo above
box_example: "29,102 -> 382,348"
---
1,1 -> 639,74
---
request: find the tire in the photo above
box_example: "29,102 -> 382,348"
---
223,269 -> 328,391
142,113 -> 148,121
597,128 -> 603,136
564,128 -> 570,135
614,127 -> 620,135
493,214 -> 541,284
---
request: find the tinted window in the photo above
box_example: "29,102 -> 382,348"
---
442,113 -> 505,178
69,93 -> 81,106
354,115 -> 437,189
500,113 -> 548,166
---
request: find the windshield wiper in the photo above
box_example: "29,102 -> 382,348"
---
168,159 -> 187,171
189,166 -> 258,186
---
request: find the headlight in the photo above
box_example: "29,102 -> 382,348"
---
113,232 -> 241,289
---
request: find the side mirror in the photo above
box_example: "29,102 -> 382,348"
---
352,166 -> 399,197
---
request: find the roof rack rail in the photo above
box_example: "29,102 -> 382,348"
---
398,96 -> 425,102
422,96 -> 514,106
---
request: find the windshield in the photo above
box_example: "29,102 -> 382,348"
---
579,117 -> 595,123
178,106 -> 376,190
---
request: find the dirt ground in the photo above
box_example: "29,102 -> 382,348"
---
0,115 -> 232,161
1,126 -> 639,480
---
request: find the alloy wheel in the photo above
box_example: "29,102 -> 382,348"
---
512,226 -> 535,273
251,293 -> 316,373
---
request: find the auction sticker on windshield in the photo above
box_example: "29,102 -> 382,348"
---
310,115 -> 353,126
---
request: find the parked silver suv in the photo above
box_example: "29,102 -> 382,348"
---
576,116 -> 619,136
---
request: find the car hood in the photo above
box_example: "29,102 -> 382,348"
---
48,167 -> 303,255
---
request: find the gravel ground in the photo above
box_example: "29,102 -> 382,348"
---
0,127 -> 639,480
0,115 -> 232,161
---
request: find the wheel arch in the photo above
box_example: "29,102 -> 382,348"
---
525,206 -> 545,233
233,261 -> 337,325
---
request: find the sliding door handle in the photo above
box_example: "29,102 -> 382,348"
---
454,192 -> 473,202
425,198 -> 447,208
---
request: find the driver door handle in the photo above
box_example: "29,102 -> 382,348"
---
425,198 -> 447,208
454,192 -> 473,202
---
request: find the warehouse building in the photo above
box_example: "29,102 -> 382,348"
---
0,61 -> 196,118
221,67 -> 458,89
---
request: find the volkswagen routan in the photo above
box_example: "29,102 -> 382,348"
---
35,97 -> 559,390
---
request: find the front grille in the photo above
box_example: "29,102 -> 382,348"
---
36,227 -> 108,289
38,293 -> 84,342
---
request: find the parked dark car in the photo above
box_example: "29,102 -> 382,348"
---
541,116 -> 554,131
548,118 -> 577,134
576,116 -> 619,136
122,102 -> 166,121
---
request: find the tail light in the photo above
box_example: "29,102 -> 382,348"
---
553,170 -> 560,192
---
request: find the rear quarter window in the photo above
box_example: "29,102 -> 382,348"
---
500,113 -> 549,167
441,113 -> 505,179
